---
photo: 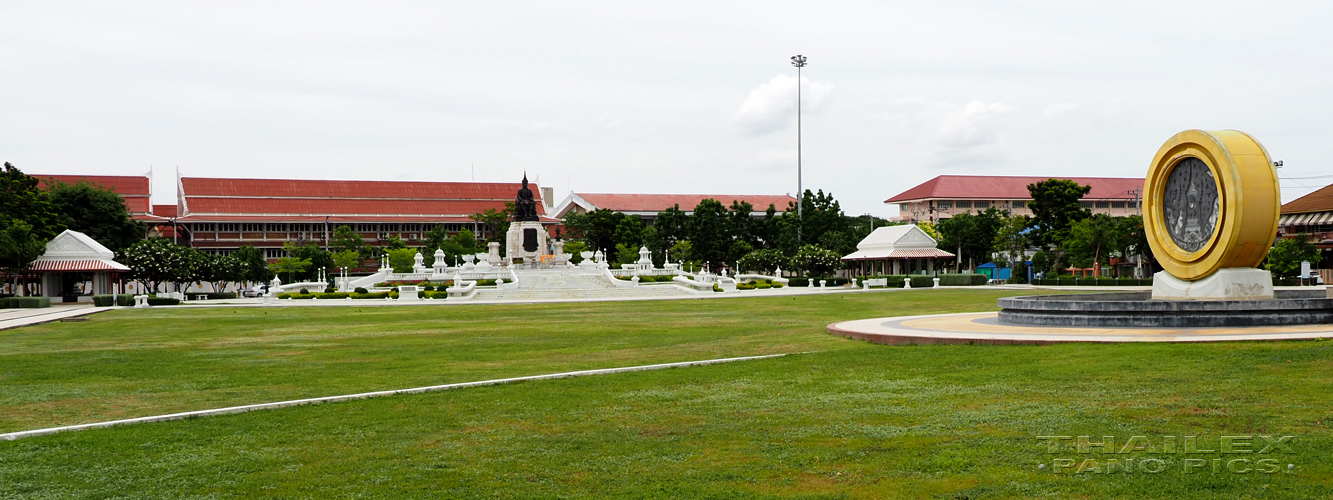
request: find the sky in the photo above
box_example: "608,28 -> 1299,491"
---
3,1 -> 1331,218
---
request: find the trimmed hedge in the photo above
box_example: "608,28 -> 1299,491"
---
1031,278 -> 1154,286
2,296 -> 51,309
93,294 -> 116,307
116,294 -> 135,306
206,292 -> 237,300
146,297 -> 180,306
424,291 -> 449,299
908,276 -> 934,288
938,274 -> 988,286
350,292 -> 391,299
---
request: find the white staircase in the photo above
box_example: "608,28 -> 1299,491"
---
474,270 -> 690,301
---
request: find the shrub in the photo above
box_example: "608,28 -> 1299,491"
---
713,283 -> 722,292
424,291 -> 449,299
93,294 -> 116,307
324,287 -> 336,294
146,297 -> 180,306
1009,261 -> 1029,284
351,292 -> 390,299
476,279 -> 497,286
938,274 -> 987,286
737,282 -> 756,290
616,275 -> 632,281
277,293 -> 292,299
421,283 -> 434,291
206,292 -> 238,300
291,294 -> 315,300
389,291 -> 400,299
2,297 -> 52,308
299,288 -> 310,294
354,287 -> 368,294
909,276 -> 934,288
772,282 -> 784,288
116,294 -> 135,306
756,283 -> 772,289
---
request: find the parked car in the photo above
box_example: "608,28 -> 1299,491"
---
242,285 -> 269,298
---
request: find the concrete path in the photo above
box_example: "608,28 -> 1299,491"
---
829,312 -> 1333,345
0,303 -> 103,331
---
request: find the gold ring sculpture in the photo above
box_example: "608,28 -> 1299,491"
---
1142,130 -> 1279,281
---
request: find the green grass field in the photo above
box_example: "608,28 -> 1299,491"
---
2,290 -> 1331,498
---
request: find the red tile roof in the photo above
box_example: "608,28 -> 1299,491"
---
884,175 -> 1144,204
34,175 -> 152,214
179,177 -> 543,220
576,193 -> 797,213
152,205 -> 178,218
1281,183 -> 1333,215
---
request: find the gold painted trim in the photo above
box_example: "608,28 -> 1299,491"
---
1143,130 -> 1278,281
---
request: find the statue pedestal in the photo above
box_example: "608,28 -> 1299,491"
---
505,221 -> 548,265
1152,268 -> 1274,300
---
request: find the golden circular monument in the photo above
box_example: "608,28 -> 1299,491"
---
1142,130 -> 1280,281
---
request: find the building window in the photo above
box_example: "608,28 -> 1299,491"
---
242,223 -> 263,232
1095,201 -> 1110,208
1080,202 -> 1093,209
974,201 -> 989,208
266,223 -> 286,232
956,201 -> 973,208
936,201 -> 952,209
900,204 -> 910,211
1126,201 -> 1137,209
1011,200 -> 1027,209
1112,202 -> 1126,208
356,223 -> 376,232
264,248 -> 286,259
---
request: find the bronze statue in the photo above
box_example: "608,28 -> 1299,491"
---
513,173 -> 540,222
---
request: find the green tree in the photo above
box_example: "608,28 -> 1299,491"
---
0,219 -> 46,295
1,163 -> 62,241
689,199 -> 731,266
470,203 -> 513,244
1265,237 -> 1321,278
269,253 -> 312,284
1026,179 -> 1092,262
737,249 -> 790,273
233,245 -> 271,284
387,248 -> 419,273
1065,214 -> 1121,269
284,242 -> 333,281
331,225 -> 368,260
563,241 -> 588,264
668,240 -> 693,264
118,238 -> 191,293
789,244 -> 842,277
205,254 -> 247,293
564,208 -> 624,256
612,216 -> 645,250
935,207 -> 1006,271
652,205 -> 691,248
332,250 -> 361,272
44,179 -> 146,254
1115,215 -> 1151,272
993,215 -> 1030,271
614,243 -> 639,266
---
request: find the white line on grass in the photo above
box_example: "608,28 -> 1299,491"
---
0,353 -> 789,441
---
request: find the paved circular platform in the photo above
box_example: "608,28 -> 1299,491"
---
828,312 -> 1333,345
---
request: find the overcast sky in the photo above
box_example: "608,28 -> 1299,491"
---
3,1 -> 1330,217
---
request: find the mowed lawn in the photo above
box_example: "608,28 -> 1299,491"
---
0,290 -> 1331,498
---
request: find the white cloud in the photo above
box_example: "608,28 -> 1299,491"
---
731,75 -> 833,135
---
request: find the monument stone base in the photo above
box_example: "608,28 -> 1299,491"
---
505,221 -> 548,265
1151,268 -> 1274,301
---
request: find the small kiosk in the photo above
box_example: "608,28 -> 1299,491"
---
29,230 -> 131,303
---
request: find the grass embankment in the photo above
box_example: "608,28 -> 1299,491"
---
2,290 -> 1332,498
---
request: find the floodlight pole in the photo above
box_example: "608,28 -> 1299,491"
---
791,54 -> 807,243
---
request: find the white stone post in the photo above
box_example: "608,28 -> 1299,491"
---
903,278 -> 912,289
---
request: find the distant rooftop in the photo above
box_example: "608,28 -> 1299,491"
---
885,175 -> 1144,204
